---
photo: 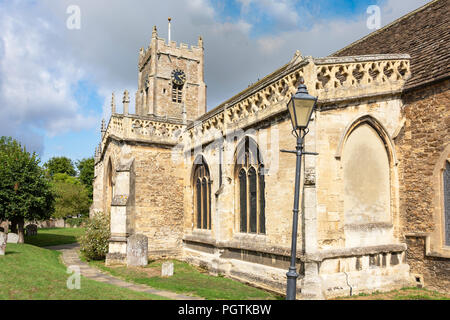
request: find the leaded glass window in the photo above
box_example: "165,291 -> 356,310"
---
193,156 -> 211,230
236,137 -> 266,234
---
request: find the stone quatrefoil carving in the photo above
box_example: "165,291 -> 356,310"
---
188,58 -> 409,143
188,69 -> 303,142
98,57 -> 410,155
316,60 -> 410,90
131,119 -> 184,139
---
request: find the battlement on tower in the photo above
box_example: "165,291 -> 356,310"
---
138,26 -> 203,71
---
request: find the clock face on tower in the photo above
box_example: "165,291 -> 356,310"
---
171,69 -> 186,86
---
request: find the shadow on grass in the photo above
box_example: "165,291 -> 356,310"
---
25,234 -> 78,247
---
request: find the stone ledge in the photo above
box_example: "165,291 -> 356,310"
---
308,243 -> 407,262
109,235 -> 128,242
183,233 -> 296,257
344,222 -> 393,231
313,54 -> 411,65
183,234 -> 407,263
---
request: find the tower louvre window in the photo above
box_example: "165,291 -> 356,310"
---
172,84 -> 183,103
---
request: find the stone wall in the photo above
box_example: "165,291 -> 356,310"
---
315,98 -> 404,249
132,144 -> 185,258
397,79 -> 450,292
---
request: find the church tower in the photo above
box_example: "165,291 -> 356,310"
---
136,24 -> 207,122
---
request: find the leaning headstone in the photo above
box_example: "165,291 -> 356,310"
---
7,233 -> 19,244
0,232 -> 6,256
161,261 -> 174,277
26,224 -> 38,236
126,234 -> 148,267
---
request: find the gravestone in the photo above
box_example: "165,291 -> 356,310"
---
0,232 -> 6,256
7,233 -> 19,244
26,224 -> 38,236
126,234 -> 148,267
161,261 -> 174,277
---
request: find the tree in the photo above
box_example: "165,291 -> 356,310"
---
52,173 -> 91,219
44,156 -> 76,177
0,137 -> 55,243
76,157 -> 94,200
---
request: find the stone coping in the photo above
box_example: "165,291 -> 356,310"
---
183,233 -> 407,262
313,54 -> 410,65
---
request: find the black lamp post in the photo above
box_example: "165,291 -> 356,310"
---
282,81 -> 318,300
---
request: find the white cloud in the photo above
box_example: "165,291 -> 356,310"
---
0,0 -> 432,156
0,4 -> 97,147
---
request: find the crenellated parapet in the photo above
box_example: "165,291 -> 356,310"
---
138,26 -> 203,72
185,53 -> 411,149
95,53 -> 411,161
94,90 -> 187,164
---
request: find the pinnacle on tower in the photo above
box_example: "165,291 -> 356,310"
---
101,119 -> 106,137
198,36 -> 203,48
168,17 -> 172,43
152,25 -> 158,39
111,92 -> 116,114
123,90 -> 130,115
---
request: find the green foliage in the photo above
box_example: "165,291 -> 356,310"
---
52,172 -> 80,184
76,157 -> 94,200
65,217 -> 87,228
79,212 -> 110,261
51,173 -> 91,219
44,156 -> 76,177
0,136 -> 54,224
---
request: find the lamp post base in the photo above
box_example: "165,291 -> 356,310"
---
286,267 -> 299,300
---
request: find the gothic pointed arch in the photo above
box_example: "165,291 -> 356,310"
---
339,116 -> 395,247
192,155 -> 211,230
335,114 -> 397,166
234,136 -> 266,234
104,157 -> 114,215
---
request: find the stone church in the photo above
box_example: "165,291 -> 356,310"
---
92,0 -> 449,299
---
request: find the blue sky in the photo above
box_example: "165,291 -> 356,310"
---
0,0 -> 431,164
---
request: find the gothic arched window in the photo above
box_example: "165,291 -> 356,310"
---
236,137 -> 265,234
193,156 -> 211,230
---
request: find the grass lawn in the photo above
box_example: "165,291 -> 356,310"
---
0,243 -> 166,300
25,227 -> 85,247
333,287 -> 450,300
88,259 -> 283,300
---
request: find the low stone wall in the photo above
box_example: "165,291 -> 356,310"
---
25,219 -> 84,229
25,220 -> 65,229
318,248 -> 411,298
182,237 -> 413,299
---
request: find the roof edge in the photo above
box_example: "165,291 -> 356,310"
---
331,0 -> 439,57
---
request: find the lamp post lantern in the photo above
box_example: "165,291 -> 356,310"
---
282,80 -> 318,300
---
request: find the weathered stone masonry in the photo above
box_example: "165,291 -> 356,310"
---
92,0 -> 449,299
